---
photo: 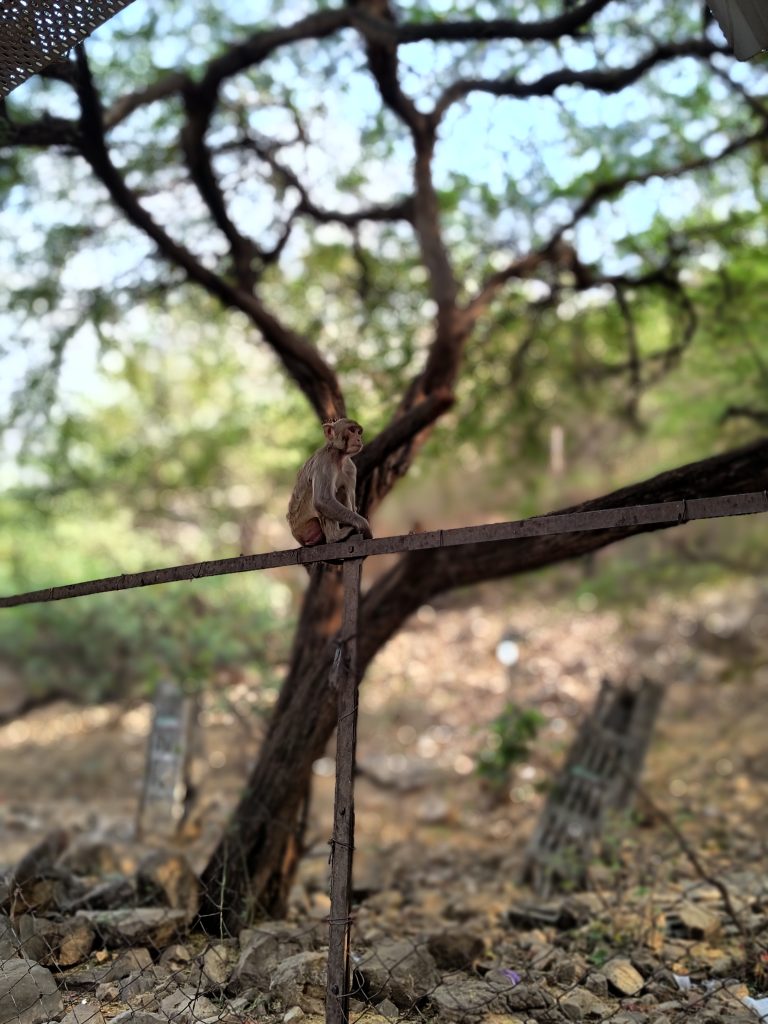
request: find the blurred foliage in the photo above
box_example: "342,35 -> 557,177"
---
0,578 -> 289,703
475,703 -> 546,795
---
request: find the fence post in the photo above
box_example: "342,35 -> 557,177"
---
326,555 -> 362,1024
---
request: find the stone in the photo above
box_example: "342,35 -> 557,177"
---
159,987 -> 218,1022
269,952 -> 326,1014
552,956 -> 588,987
376,998 -> 399,1020
430,975 -> 550,1021
16,917 -> 60,965
585,973 -> 608,997
60,998 -> 106,1024
603,959 -> 644,996
667,901 -> 720,940
158,945 -> 193,970
69,879 -> 136,912
58,841 -> 122,879
232,925 -> 314,992
136,853 -> 199,923
57,919 -> 95,967
104,948 -> 153,981
94,983 -> 119,1002
356,941 -> 441,1009
426,929 -> 484,970
75,908 -> 187,949
198,944 -> 232,991
0,958 -> 63,1024
561,988 -> 610,1021
0,914 -> 21,959
119,967 -> 171,1002
486,977 -> 554,1012
108,1013 -> 167,1024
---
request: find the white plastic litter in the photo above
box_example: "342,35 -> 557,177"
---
743,996 -> 768,1021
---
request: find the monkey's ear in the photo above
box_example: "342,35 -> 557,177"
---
322,420 -> 337,441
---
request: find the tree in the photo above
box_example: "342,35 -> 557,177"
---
2,0 -> 768,932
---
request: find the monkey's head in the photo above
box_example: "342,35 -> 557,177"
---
323,417 -> 364,455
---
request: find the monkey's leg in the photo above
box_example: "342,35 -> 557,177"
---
316,516 -> 357,566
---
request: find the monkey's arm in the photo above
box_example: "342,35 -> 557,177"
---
312,466 -> 372,538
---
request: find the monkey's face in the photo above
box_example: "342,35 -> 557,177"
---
341,421 -> 364,454
325,418 -> 364,453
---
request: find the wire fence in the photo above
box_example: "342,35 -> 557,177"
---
0,0 -> 138,98
1,493 -> 767,1024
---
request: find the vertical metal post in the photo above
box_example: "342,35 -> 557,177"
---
326,556 -> 362,1024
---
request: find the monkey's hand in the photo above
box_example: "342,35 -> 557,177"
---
355,514 -> 373,540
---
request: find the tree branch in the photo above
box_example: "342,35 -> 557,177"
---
467,119 -> 768,317
180,88 -> 264,290
72,44 -> 345,421
396,0 -> 613,43
360,437 -> 768,668
228,135 -> 415,227
354,388 -> 455,512
433,39 -> 727,122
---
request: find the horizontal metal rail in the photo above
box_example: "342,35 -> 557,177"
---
0,491 -> 765,609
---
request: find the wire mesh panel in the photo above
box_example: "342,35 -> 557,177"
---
0,0 -> 137,98
523,677 -> 665,896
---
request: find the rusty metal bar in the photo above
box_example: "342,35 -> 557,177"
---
0,491 -> 766,609
326,555 -> 362,1024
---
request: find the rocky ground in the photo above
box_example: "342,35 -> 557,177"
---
1,577 -> 768,1024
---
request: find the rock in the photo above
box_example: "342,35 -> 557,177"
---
560,988 -> 610,1021
12,833 -> 69,888
585,972 -> 608,997
158,945 -> 193,970
269,952 -> 326,1014
57,918 -> 95,967
552,956 -> 588,987
486,976 -> 554,1012
232,925 -> 314,992
376,998 -> 399,1020
16,916 -> 60,964
19,916 -> 96,968
119,967 -> 171,1002
136,853 -> 199,923
60,998 -> 106,1024
0,914 -> 20,959
198,944 -> 232,991
356,941 -> 441,1009
104,948 -> 153,981
9,834 -> 72,915
58,841 -> 122,879
603,958 -> 644,996
667,901 -> 720,940
426,929 -> 484,970
109,1013 -> 167,1024
159,987 -> 218,1022
75,908 -> 187,949
95,983 -> 119,1002
430,975 -> 551,1021
69,878 -> 137,912
0,958 -> 63,1024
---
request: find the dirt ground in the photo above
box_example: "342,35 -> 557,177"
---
0,575 -> 766,896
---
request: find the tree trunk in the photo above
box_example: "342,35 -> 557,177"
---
198,437 -> 768,932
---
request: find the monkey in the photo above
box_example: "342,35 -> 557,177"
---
287,418 -> 372,550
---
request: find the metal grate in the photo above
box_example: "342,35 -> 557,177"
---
0,0 -> 137,98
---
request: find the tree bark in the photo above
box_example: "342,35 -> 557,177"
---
198,437 -> 768,932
